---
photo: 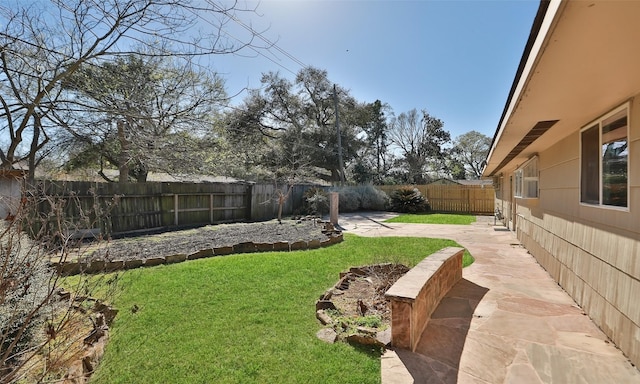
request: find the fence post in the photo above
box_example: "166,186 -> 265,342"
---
209,193 -> 214,223
329,192 -> 339,225
245,183 -> 253,221
174,194 -> 179,226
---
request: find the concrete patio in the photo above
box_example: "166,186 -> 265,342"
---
338,212 -> 640,383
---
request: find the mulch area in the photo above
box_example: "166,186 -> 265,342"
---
81,219 -> 328,262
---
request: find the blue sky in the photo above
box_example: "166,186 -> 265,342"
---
210,0 -> 540,139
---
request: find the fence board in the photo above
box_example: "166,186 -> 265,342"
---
376,184 -> 494,214
29,180 -> 253,237
26,181 -> 475,238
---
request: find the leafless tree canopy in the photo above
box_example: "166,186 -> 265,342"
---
0,0 -> 263,179
389,109 -> 450,184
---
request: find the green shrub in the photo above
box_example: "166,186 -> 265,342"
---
303,187 -> 329,216
390,187 -> 430,213
356,185 -> 389,211
330,185 -> 389,212
336,188 -> 360,212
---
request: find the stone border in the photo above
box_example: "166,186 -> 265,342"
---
52,222 -> 343,276
384,247 -> 464,351
315,263 -> 406,348
55,289 -> 118,384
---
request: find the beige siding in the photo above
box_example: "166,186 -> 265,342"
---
494,95 -> 640,367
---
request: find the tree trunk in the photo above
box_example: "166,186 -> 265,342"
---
27,114 -> 41,183
117,120 -> 129,184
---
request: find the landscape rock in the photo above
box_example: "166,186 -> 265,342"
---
165,254 -> 187,264
85,260 -> 107,274
346,333 -> 386,347
307,239 -> 321,249
316,310 -> 333,325
188,249 -> 213,260
316,328 -> 338,344
273,241 -> 290,251
213,246 -> 233,255
316,300 -> 337,311
254,242 -> 273,252
143,257 -> 165,267
289,240 -> 307,251
124,259 -> 143,269
233,242 -> 256,253
60,262 -> 81,276
105,260 -> 124,272
376,328 -> 392,346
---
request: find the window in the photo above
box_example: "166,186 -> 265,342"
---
580,104 -> 629,208
514,156 -> 538,199
493,176 -> 502,199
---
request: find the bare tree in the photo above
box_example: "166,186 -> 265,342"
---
0,0 -> 263,180
355,100 -> 394,183
0,188 -> 120,383
388,109 -> 450,184
60,54 -> 225,183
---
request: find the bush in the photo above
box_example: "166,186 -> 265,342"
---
1,222 -> 52,379
302,185 -> 390,215
336,188 -> 360,212
356,185 -> 389,211
389,187 -> 430,213
329,185 -> 389,212
303,187 -> 329,216
1,189 -> 119,383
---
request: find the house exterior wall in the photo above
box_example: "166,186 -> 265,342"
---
0,176 -> 23,219
494,96 -> 640,367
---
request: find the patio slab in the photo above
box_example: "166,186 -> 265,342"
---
339,212 -> 640,384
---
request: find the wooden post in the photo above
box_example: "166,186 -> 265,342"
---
245,183 -> 253,221
329,192 -> 339,225
210,193 -> 214,223
174,194 -> 179,226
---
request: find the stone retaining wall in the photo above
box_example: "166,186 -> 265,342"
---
53,232 -> 343,276
384,247 -> 464,351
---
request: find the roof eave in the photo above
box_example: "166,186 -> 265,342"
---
482,0 -> 561,177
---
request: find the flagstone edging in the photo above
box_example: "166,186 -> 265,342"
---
52,223 -> 343,276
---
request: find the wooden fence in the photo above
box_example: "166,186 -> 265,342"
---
25,180 -> 318,237
22,180 -> 492,238
250,183 -> 315,221
375,184 -> 495,214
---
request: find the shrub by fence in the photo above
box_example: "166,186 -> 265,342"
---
376,184 -> 494,214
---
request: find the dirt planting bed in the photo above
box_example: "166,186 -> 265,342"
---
316,263 -> 410,346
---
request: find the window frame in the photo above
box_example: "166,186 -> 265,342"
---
514,156 -> 539,199
579,102 -> 630,211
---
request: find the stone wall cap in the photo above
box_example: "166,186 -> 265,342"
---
385,247 -> 464,301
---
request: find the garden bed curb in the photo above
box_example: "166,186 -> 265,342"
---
52,223 -> 343,276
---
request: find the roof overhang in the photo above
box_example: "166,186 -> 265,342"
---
483,0 -> 640,177
0,169 -> 27,178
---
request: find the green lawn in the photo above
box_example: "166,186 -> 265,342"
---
90,235 -> 472,384
385,213 -> 476,225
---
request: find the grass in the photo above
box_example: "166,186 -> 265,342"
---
385,213 -> 476,225
89,234 -> 473,384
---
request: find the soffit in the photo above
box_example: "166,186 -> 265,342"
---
485,1 -> 640,176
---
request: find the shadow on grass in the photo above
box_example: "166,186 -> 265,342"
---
348,342 -> 385,358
